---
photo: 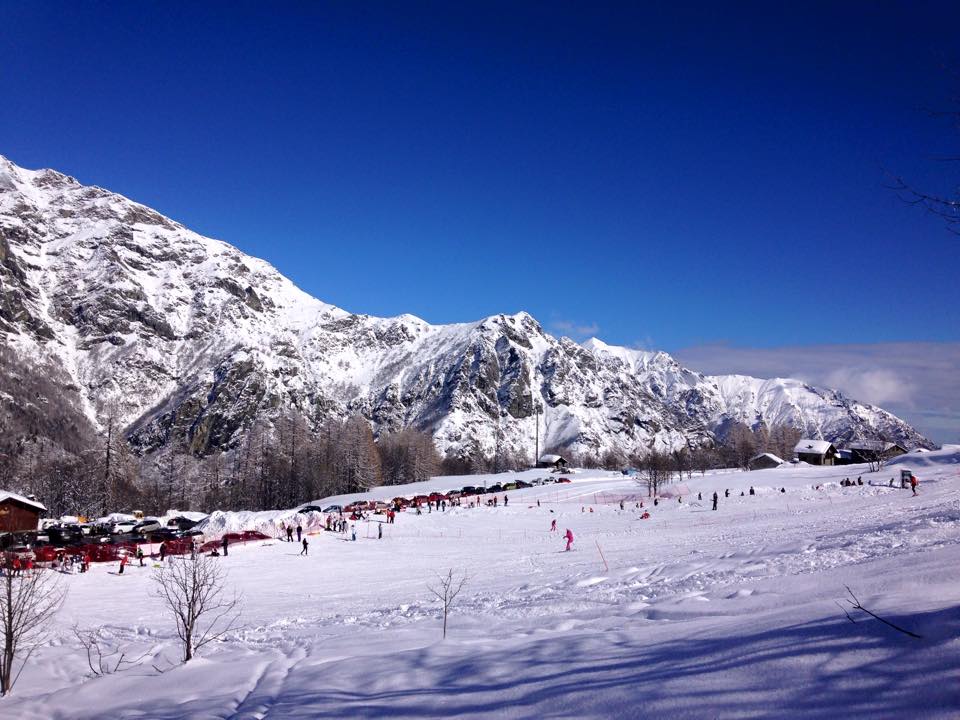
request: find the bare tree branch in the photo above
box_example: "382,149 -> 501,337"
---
843,585 -> 922,639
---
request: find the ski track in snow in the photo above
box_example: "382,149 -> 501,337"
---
2,452 -> 959,718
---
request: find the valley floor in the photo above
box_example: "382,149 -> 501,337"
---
3,449 -> 959,719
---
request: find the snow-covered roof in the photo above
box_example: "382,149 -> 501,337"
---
0,491 -> 46,512
794,439 -> 834,455
749,453 -> 785,465
538,454 -> 565,464
847,440 -> 902,452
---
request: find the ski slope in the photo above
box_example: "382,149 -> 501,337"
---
3,448 -> 959,719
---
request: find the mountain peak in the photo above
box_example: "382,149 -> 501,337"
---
0,155 -> 933,458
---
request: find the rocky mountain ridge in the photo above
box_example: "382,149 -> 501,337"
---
0,155 -> 932,461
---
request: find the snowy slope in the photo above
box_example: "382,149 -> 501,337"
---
2,450 -> 959,718
0,154 -> 932,459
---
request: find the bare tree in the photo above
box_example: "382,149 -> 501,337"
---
72,625 -> 151,677
635,451 -> 674,497
153,554 -> 241,662
0,569 -> 66,696
427,569 -> 468,639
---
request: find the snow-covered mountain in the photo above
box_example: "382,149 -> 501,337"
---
0,155 -> 932,459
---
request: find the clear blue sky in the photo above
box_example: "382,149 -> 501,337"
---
1,1 -> 958,352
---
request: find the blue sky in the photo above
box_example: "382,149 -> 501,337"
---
1,2 -> 958,440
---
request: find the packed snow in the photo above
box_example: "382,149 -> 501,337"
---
2,448 -> 958,718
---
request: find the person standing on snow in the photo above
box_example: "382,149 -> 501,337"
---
378,523 -> 383,540
550,519 -> 557,532
351,525 -> 357,542
287,525 -> 294,542
564,528 -> 574,552
725,489 -> 730,498
300,538 -> 309,556
118,552 -> 127,575
296,524 -> 303,543
504,495 -> 508,507
911,475 -> 919,496
159,542 -> 166,562
222,534 -> 229,557
749,486 -> 755,496
712,492 -> 718,511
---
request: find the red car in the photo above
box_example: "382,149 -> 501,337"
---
556,477 -> 572,484
428,492 -> 448,503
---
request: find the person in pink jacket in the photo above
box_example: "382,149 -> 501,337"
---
564,528 -> 574,551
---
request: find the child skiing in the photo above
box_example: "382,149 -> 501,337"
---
564,528 -> 574,552
300,538 -> 309,556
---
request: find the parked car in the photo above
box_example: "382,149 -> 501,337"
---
428,492 -> 448,503
322,505 -> 343,513
411,495 -> 430,505
297,505 -> 327,514
48,524 -> 84,546
460,486 -> 477,496
110,520 -> 138,535
145,528 -> 179,542
391,497 -> 410,508
515,480 -> 532,489
133,519 -> 163,534
543,478 -> 556,484
487,484 -> 503,493
556,477 -> 572,484
503,482 -> 518,491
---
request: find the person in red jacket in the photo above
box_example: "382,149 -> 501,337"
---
910,475 -> 919,496
564,528 -> 574,551
119,553 -> 128,575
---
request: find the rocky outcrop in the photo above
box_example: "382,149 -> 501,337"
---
0,154 -> 933,460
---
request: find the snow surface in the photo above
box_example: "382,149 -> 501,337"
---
3,450 -> 959,718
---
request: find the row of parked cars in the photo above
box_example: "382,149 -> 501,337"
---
25,515 -> 205,549
297,477 -> 574,516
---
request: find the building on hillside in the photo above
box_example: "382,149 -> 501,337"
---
793,439 -> 838,466
748,452 -> 785,471
536,454 -> 568,470
0,491 -> 46,533
846,440 -> 907,464
834,449 -> 854,465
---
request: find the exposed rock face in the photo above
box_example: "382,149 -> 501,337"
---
0,155 -> 933,459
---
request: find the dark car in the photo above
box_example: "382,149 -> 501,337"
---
145,528 -> 179,542
48,524 -> 84,546
487,484 -> 503,493
298,505 -> 326,514
460,486 -> 477,496
515,480 -> 532,489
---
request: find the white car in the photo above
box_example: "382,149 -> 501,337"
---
110,520 -> 138,535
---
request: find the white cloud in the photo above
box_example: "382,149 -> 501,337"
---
550,319 -> 600,340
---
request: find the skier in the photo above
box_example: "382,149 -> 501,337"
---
619,500 -> 624,510
118,552 -> 127,575
654,498 -> 659,506
712,492 -> 718,511
537,499 -> 541,507
725,489 -> 730,498
911,475 -> 919,496
137,547 -> 145,567
378,523 -> 383,540
550,519 -> 557,532
698,492 -> 702,501
504,495 -> 508,507
564,528 -> 574,552
351,524 -> 357,542
159,542 -> 166,562
749,486 -> 755,496
296,524 -> 302,543
286,526 -> 294,542
300,538 -> 309,556
222,534 -> 229,557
